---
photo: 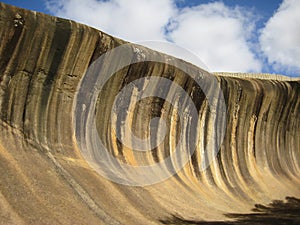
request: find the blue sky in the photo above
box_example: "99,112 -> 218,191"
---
176,0 -> 282,16
176,0 -> 282,29
2,0 -> 300,77
1,0 -> 49,14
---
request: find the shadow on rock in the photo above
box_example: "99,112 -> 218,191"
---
160,196 -> 300,225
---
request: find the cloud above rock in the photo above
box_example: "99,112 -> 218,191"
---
46,0 -> 300,75
165,2 -> 261,72
259,0 -> 300,75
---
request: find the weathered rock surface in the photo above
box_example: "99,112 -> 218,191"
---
0,3 -> 299,225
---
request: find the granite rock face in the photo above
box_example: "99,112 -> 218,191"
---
0,3 -> 300,225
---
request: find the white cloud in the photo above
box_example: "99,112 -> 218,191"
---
166,2 -> 262,72
260,0 -> 300,74
46,0 -> 175,41
46,0 -> 262,72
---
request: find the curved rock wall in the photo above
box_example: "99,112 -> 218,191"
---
0,3 -> 299,224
